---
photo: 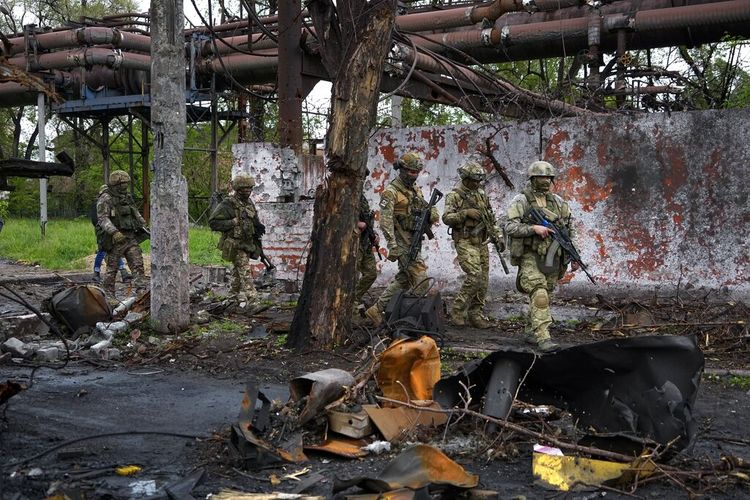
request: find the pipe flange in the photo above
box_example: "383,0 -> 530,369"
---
481,28 -> 494,47
522,0 -> 538,13
464,6 -> 474,22
106,50 -> 123,70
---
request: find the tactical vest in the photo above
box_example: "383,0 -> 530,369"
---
387,181 -> 427,235
216,197 -> 259,259
508,187 -> 570,268
107,190 -> 141,231
450,185 -> 489,243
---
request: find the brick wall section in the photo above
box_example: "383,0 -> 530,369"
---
234,109 -> 749,299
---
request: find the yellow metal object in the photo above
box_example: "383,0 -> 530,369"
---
376,336 -> 440,403
532,452 -> 654,491
115,465 -> 142,476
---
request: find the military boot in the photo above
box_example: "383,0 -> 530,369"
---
468,312 -> 493,329
451,308 -> 466,326
120,268 -> 132,282
92,271 -> 102,283
537,339 -> 559,353
365,305 -> 383,327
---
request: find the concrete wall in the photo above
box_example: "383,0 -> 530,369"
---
233,109 -> 749,298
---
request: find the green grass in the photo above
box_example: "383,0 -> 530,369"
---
0,217 -> 223,270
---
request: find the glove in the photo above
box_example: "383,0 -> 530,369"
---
387,247 -> 402,262
112,231 -> 126,244
464,208 -> 482,220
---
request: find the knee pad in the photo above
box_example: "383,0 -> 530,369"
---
531,288 -> 549,309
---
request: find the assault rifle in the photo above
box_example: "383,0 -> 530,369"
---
470,204 -> 509,275
135,226 -> 150,243
404,188 -> 443,267
252,217 -> 276,273
362,210 -> 383,261
527,207 -> 596,284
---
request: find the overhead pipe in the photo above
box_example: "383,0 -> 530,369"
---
411,0 -> 750,56
394,0 -> 582,33
5,27 -> 151,57
9,48 -> 151,72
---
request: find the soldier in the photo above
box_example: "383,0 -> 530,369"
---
208,175 -> 265,304
505,161 -> 579,352
365,152 -> 439,326
442,162 -> 497,329
91,184 -> 130,283
96,170 -> 147,297
354,193 -> 379,311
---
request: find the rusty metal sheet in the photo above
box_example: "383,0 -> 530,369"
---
304,436 -> 369,459
49,285 -> 112,334
376,337 -> 440,404
334,444 -> 479,494
363,403 -> 447,443
289,368 -> 355,426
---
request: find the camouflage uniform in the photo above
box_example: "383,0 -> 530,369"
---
366,152 -> 439,325
354,194 -> 378,306
96,170 -> 147,296
208,175 -> 263,302
442,162 -> 496,328
505,161 -> 575,350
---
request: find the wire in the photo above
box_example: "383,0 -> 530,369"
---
2,430 -> 208,470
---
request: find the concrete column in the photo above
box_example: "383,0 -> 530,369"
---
149,0 -> 190,333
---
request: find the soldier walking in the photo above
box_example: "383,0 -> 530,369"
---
353,193 -> 379,312
208,175 -> 265,305
95,170 -> 147,297
365,152 -> 439,326
505,161 -> 579,352
442,162 -> 498,329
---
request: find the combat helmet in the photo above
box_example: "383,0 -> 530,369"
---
396,152 -> 424,172
458,162 -> 486,182
108,170 -> 130,186
527,160 -> 556,178
232,175 -> 256,189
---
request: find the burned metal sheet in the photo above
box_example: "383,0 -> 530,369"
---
230,382 -> 307,468
289,368 -> 355,426
333,444 -> 478,494
49,285 -> 112,335
435,335 -> 704,451
376,337 -> 440,403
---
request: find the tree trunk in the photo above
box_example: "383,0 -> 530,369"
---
288,0 -> 395,350
149,0 -> 190,333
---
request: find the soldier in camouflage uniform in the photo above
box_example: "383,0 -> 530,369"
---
505,161 -> 579,352
208,175 -> 265,303
442,162 -> 498,329
96,170 -> 147,297
354,193 -> 379,309
365,152 -> 439,326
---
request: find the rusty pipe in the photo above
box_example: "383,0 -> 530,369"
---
9,48 -> 151,72
395,0 -> 581,33
6,27 -> 151,57
200,52 -> 279,80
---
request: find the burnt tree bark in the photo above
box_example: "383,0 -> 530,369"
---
288,0 -> 395,350
149,0 -> 190,333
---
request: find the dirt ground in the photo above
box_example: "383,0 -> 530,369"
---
1,261 -> 749,499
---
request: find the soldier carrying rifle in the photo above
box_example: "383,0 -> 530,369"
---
209,174 -> 271,306
365,152 -> 440,326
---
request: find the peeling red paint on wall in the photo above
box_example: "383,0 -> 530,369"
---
544,130 -> 569,164
456,133 -> 471,154
420,129 -> 446,160
556,166 -> 613,212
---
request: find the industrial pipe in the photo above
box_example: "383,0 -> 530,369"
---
5,27 -> 151,57
9,48 -> 151,72
394,0 -> 582,33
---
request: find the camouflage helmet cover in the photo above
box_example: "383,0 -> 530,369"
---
108,169 -> 130,186
232,174 -> 256,189
397,152 -> 424,172
527,160 -> 556,178
458,162 -> 486,181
